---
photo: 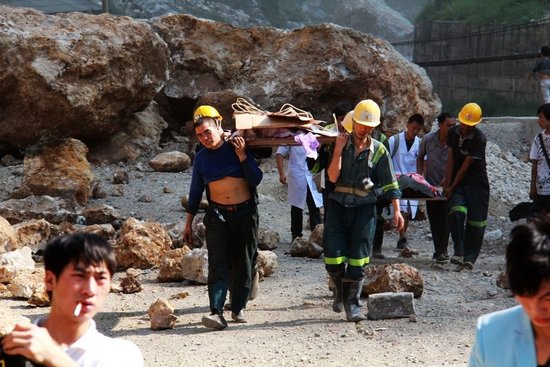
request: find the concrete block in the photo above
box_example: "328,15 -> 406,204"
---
367,292 -> 415,320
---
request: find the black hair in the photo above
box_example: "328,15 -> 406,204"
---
437,112 -> 453,125
408,113 -> 425,126
537,103 -> 550,120
541,46 -> 550,57
331,101 -> 353,119
44,233 -> 117,279
506,215 -> 550,296
193,116 -> 219,129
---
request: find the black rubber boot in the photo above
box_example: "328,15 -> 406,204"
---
372,218 -> 385,259
343,279 -> 366,322
328,272 -> 344,313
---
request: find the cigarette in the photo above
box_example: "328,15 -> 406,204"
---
73,302 -> 82,317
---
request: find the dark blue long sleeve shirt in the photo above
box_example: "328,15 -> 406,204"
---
187,141 -> 263,215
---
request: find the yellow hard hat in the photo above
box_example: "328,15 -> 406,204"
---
458,103 -> 482,126
193,105 -> 222,123
341,99 -> 381,132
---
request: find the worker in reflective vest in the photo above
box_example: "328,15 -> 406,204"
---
323,100 -> 404,322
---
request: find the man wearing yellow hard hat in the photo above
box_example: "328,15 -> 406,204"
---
183,105 -> 262,330
323,99 -> 404,322
443,102 -> 489,271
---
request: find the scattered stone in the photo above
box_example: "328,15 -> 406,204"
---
0,247 -> 35,283
181,248 -> 209,284
289,237 -> 323,258
148,299 -> 177,330
111,185 -> 125,197
257,228 -> 279,250
158,247 -> 190,283
13,219 -> 54,252
126,268 -> 142,278
163,186 -> 173,194
399,246 -> 419,258
115,218 -> 172,270
169,291 -> 190,300
484,229 -> 503,241
92,182 -> 107,199
9,268 -> 44,299
367,292 -> 416,320
496,271 -> 510,289
113,170 -> 130,184
308,224 -> 324,248
27,284 -> 50,307
81,204 -> 121,225
120,276 -> 143,294
363,263 -> 424,299
257,250 -> 277,278
0,196 -> 77,225
148,151 -> 191,172
77,224 -> 116,241
137,194 -> 153,203
0,216 -> 19,253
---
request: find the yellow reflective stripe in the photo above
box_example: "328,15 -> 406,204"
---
467,219 -> 487,228
348,257 -> 370,267
372,144 -> 386,164
382,181 -> 399,192
324,256 -> 347,265
449,205 -> 467,215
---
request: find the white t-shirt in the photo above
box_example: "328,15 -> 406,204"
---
529,131 -> 550,195
36,319 -> 144,367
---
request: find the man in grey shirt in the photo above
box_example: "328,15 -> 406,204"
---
417,112 -> 455,262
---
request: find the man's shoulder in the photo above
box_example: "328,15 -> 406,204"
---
472,127 -> 487,143
477,305 -> 524,331
423,131 -> 437,140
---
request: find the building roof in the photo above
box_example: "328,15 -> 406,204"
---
0,0 -> 102,14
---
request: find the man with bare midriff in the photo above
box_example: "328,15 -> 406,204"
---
183,105 -> 263,330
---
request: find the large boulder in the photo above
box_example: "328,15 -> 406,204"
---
0,6 -> 169,150
88,101 -> 168,163
12,139 -> 94,206
150,14 -> 439,132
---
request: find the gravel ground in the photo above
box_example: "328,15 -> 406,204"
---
1,126 -> 525,367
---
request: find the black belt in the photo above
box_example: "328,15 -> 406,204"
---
209,200 -> 253,212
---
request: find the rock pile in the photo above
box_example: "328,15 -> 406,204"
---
485,141 -> 531,216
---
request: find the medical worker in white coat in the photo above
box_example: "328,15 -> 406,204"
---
276,145 -> 323,241
388,114 -> 425,249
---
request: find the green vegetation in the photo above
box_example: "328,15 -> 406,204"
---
417,0 -> 550,24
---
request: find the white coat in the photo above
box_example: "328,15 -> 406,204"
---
276,145 -> 323,209
388,131 -> 420,218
